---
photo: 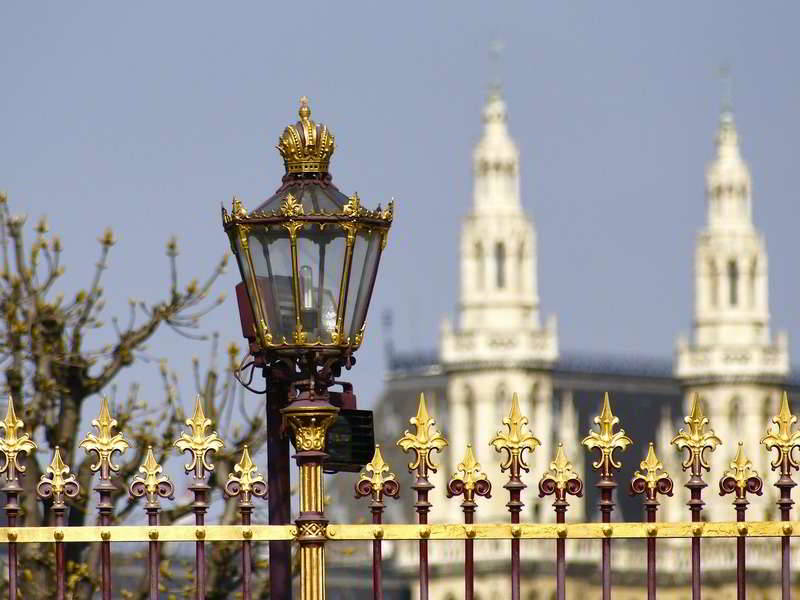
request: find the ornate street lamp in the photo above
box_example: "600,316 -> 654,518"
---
223,96 -> 392,360
222,97 -> 393,599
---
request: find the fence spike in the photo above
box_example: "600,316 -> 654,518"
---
583,392 -> 630,600
356,445 -> 399,600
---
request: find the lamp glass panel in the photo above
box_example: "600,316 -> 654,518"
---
295,223 -> 347,343
345,229 -> 382,340
246,226 -> 295,343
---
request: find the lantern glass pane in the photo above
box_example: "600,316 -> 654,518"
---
345,228 -> 382,340
246,227 -> 295,343
257,180 -> 349,214
296,223 -> 347,343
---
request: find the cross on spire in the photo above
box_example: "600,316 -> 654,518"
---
489,39 -> 505,93
716,63 -> 733,113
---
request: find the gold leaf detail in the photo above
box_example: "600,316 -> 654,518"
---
582,393 -> 632,476
633,443 -> 670,491
227,445 -> 265,494
672,395 -> 721,473
490,393 -> 540,473
397,393 -> 448,473
131,446 -> 170,498
79,397 -> 130,475
724,442 -> 758,492
0,395 -> 37,479
762,392 -> 800,475
280,193 -> 304,217
541,443 -> 580,491
174,395 -> 225,475
358,445 -> 396,491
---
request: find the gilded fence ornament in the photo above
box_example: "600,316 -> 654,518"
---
36,447 -> 80,504
129,446 -> 174,505
225,445 -> 267,503
582,392 -> 632,477
762,391 -> 800,475
447,445 -> 492,503
720,442 -> 763,500
355,445 -> 400,503
79,396 -> 130,476
0,395 -> 37,480
491,393 -> 539,600
280,193 -> 305,217
174,395 -> 225,477
397,393 -> 448,473
631,443 -> 673,500
539,444 -> 583,499
490,393 -> 540,473
671,395 -> 721,474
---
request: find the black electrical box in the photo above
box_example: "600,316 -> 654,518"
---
323,409 -> 375,473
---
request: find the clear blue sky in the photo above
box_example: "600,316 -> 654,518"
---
2,3 -> 799,417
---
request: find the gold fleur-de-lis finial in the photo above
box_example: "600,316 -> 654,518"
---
490,393 -> 540,474
762,392 -> 800,475
582,393 -> 632,476
720,442 -> 763,500
225,446 -> 267,502
671,395 -> 721,475
0,395 -> 37,480
79,396 -> 129,478
355,445 -> 400,503
447,444 -> 491,503
37,447 -> 79,503
541,444 -> 581,492
397,393 -> 448,474
359,445 -> 395,491
174,395 -> 225,478
129,447 -> 173,503
634,443 -> 669,491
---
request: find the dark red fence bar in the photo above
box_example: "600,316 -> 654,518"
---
491,393 -> 539,600
79,397 -> 131,600
397,394 -> 448,600
582,393 -> 632,600
719,442 -> 763,600
356,445 -> 400,600
36,447 -> 80,600
672,396 -> 721,600
175,396 -> 224,600
447,444 -> 491,600
130,446 -> 175,600
539,443 -> 583,600
0,397 -> 36,600
762,392 -> 800,600
225,445 -> 268,600
630,443 -> 673,600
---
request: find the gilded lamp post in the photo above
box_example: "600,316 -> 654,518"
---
222,97 -> 393,600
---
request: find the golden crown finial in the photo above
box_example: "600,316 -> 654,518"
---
671,395 -> 721,474
582,393 -> 632,476
448,444 -> 491,503
720,442 -> 763,500
130,446 -> 173,503
79,396 -> 129,477
37,447 -> 79,503
539,443 -> 582,496
762,392 -> 800,475
356,445 -> 400,503
277,97 -> 335,174
174,395 -> 225,478
397,393 -> 448,473
0,395 -> 37,480
225,445 -> 267,501
490,393 -> 540,474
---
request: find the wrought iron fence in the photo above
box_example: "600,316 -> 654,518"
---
1,389 -> 800,600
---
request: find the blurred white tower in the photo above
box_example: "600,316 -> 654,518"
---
439,85 -> 558,523
674,98 -> 789,520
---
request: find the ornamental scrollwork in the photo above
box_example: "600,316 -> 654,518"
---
397,393 -> 448,474
582,393 -> 632,477
174,395 -> 225,477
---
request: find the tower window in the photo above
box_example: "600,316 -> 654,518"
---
495,242 -> 506,289
727,259 -> 739,306
749,258 -> 757,308
709,260 -> 718,308
475,242 -> 485,290
517,242 -> 525,291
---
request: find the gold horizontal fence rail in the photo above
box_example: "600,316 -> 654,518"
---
0,520 -> 795,543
